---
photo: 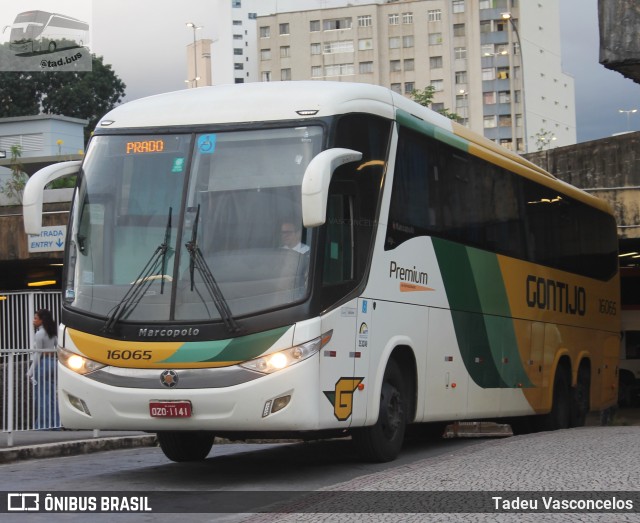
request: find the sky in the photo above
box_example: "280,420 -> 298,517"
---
1,0 -> 638,143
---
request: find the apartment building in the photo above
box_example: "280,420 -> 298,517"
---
252,0 -> 576,152
210,0 -> 260,85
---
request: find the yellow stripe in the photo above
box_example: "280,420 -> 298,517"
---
67,329 -> 238,369
452,122 -> 614,215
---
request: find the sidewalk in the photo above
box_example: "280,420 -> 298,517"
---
0,430 -> 157,464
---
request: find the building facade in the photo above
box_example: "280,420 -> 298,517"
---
210,0 -> 260,85
249,0 -> 576,152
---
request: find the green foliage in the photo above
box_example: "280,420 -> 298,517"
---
40,55 -> 126,143
410,85 -> 437,107
48,176 -> 77,189
0,44 -> 126,144
410,86 -> 461,122
0,145 -> 27,204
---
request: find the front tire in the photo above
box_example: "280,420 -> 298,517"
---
157,431 -> 214,462
352,359 -> 407,462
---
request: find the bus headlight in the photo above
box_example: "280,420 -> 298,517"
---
58,346 -> 106,375
240,331 -> 332,374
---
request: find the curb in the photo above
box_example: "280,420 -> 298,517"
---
0,435 -> 158,464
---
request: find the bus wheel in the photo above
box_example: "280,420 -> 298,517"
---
537,368 -> 571,431
48,41 -> 56,53
157,431 -> 214,462
618,372 -> 634,407
570,367 -> 590,427
352,359 -> 407,463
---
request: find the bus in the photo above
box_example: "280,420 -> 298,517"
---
619,267 -> 640,406
22,82 -> 620,463
3,11 -> 88,55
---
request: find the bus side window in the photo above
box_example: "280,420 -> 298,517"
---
323,193 -> 354,285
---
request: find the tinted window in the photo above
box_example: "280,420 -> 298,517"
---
386,125 -> 617,281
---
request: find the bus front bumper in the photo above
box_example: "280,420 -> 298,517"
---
57,358 -> 322,432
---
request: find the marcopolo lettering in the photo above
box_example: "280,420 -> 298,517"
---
526,275 -> 586,316
139,327 -> 200,338
389,261 -> 429,285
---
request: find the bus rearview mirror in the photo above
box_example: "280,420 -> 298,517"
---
23,160 -> 82,235
301,148 -> 362,228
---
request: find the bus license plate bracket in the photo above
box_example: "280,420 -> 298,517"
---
149,401 -> 192,418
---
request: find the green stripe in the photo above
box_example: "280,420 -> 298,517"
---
433,238 -> 531,388
160,325 -> 291,364
395,109 -> 469,152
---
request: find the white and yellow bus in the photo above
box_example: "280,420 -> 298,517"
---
23,82 -> 620,463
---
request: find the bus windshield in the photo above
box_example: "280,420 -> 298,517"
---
67,126 -> 323,324
9,11 -> 47,42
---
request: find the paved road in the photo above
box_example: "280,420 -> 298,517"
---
238,426 -> 640,523
1,410 -> 639,522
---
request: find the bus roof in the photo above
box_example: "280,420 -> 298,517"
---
14,10 -> 87,24
98,81 -> 613,215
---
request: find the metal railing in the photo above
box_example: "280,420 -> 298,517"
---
1,291 -> 62,444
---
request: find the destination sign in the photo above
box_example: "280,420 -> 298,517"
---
125,140 -> 165,154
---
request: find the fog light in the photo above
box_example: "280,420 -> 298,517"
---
271,395 -> 291,414
68,393 -> 91,415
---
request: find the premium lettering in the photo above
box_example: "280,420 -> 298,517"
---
389,261 -> 429,285
526,275 -> 586,316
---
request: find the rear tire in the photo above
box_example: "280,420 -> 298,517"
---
352,359 -> 407,463
535,368 -> 571,432
618,372 -> 634,407
157,431 -> 214,462
570,366 -> 590,427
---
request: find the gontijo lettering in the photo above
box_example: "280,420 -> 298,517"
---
126,140 -> 164,154
526,275 -> 586,316
389,260 -> 429,285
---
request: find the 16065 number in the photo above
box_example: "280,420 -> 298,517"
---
598,299 -> 617,315
106,349 -> 152,360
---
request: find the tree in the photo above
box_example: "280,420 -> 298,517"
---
0,47 -> 126,144
0,72 -> 43,117
40,55 -> 126,143
0,145 -> 27,204
532,128 -> 557,152
410,86 -> 461,122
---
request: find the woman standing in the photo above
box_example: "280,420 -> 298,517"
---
27,308 -> 60,429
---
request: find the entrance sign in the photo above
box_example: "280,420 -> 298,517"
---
28,225 -> 66,253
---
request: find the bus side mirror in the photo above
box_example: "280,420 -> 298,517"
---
23,160 -> 82,235
301,148 -> 362,228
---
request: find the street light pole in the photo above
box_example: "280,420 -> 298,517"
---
619,109 -> 638,131
501,12 -> 527,153
186,22 -> 202,88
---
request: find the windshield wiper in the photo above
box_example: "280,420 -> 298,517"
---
104,208 -> 173,333
185,204 -> 240,333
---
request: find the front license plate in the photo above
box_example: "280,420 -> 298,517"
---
149,401 -> 192,418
